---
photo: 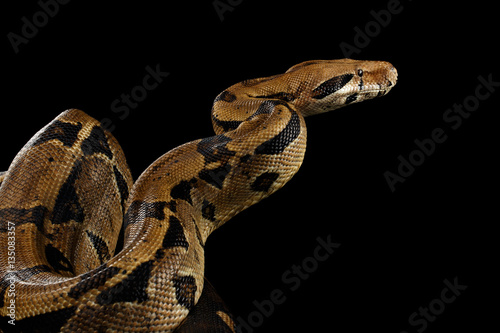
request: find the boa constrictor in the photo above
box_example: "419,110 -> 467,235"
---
0,59 -> 397,332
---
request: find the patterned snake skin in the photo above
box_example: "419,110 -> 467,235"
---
0,59 -> 397,332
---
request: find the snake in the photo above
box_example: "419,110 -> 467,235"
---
0,59 -> 397,332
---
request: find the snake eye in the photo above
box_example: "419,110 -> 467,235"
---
357,69 -> 364,77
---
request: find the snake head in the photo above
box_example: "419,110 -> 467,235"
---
286,59 -> 398,116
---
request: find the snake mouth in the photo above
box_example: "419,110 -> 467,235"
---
340,78 -> 396,106
373,81 -> 396,96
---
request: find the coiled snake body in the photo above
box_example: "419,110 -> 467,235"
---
0,59 -> 397,332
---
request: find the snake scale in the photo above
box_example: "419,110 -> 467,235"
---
0,59 -> 397,332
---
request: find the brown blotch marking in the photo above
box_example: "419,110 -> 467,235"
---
0,205 -> 48,233
31,120 -> 83,148
212,115 -> 242,132
172,275 -> 197,310
312,73 -> 354,99
162,216 -> 189,250
45,244 -> 74,274
124,200 -> 167,227
155,215 -> 190,260
240,154 -> 251,163
345,93 -> 358,104
252,91 -> 296,102
113,165 -> 130,207
199,164 -> 231,190
255,109 -> 301,155
170,178 -> 197,205
201,200 -> 216,222
96,262 -> 152,305
251,172 -> 280,192
80,125 -> 114,159
214,90 -> 236,102
51,160 -> 84,225
68,265 -> 121,299
176,279 -> 235,332
85,230 -> 111,264
247,99 -> 286,121
165,200 -> 177,213
196,134 -> 235,164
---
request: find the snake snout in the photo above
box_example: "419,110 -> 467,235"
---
385,64 -> 398,88
363,62 -> 398,95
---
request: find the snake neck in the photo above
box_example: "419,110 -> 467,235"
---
124,99 -> 308,247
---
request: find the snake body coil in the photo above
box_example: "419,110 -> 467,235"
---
0,59 -> 397,332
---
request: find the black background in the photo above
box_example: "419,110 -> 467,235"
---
1,1 -> 497,332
